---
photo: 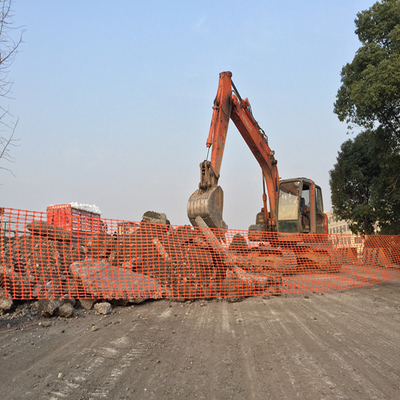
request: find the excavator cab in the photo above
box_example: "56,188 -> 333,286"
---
248,177 -> 327,240
276,178 -> 326,234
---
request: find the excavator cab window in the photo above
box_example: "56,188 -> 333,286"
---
277,181 -> 300,233
300,183 -> 311,233
315,186 -> 325,234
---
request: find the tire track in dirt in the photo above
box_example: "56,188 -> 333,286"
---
3,322 -> 115,400
311,289 -> 400,394
299,293 -> 400,374
284,304 -> 390,399
1,281 -> 400,399
257,299 -> 346,399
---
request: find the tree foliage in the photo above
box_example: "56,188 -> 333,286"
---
334,0 -> 400,143
330,131 -> 380,235
332,0 -> 400,234
330,128 -> 400,235
370,127 -> 400,233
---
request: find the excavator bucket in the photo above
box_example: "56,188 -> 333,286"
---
187,185 -> 226,229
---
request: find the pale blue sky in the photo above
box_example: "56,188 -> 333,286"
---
2,0 -> 373,229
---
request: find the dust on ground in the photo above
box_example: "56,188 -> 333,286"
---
1,279 -> 400,400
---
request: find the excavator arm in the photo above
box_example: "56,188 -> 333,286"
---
188,71 -> 279,230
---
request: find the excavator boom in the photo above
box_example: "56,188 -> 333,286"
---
188,71 -> 279,229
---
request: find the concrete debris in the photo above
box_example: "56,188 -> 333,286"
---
37,299 -> 63,317
141,211 -> 170,225
194,216 -> 235,269
86,233 -> 115,258
1,232 -> 84,298
94,302 -> 112,315
78,299 -> 96,310
226,297 -> 244,303
0,212 -> 284,315
0,288 -> 13,311
58,302 -> 75,318
231,266 -> 281,291
37,298 -> 75,318
69,259 -> 164,299
26,221 -> 73,241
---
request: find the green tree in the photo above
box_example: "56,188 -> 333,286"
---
370,127 -> 400,233
334,0 -> 400,143
333,0 -> 400,234
329,130 -> 380,235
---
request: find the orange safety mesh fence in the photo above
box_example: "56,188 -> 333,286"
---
1,207 -> 400,300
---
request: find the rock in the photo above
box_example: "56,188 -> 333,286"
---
112,299 -> 131,307
78,299 -> 96,310
58,302 -> 74,318
0,288 -> 13,311
26,221 -> 72,241
229,234 -> 249,254
226,297 -> 244,303
37,298 -> 75,318
128,298 -> 146,304
94,302 -> 112,315
141,211 -> 169,225
86,233 -> 115,258
31,284 -> 45,299
0,265 -> 33,299
32,281 -> 65,299
37,299 -> 63,317
0,298 -> 13,311
69,259 -> 164,299
120,259 -> 142,271
61,297 -> 76,307
231,266 -> 282,292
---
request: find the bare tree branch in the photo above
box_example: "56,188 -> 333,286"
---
0,115 -> 18,160
0,0 -> 23,176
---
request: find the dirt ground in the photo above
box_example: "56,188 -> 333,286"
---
1,279 -> 400,400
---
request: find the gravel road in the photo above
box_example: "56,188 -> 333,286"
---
1,279 -> 400,400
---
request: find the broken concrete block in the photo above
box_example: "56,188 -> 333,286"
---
58,302 -> 74,318
194,216 -> 233,265
69,259 -> 164,299
26,221 -> 72,241
86,233 -> 115,258
141,211 -> 169,225
61,297 -> 76,307
232,266 -> 279,291
0,265 -> 33,299
0,298 -> 13,311
94,302 -> 112,315
37,299 -> 63,317
78,298 -> 96,310
0,288 -> 13,311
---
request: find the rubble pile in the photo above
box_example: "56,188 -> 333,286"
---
0,211 -> 282,317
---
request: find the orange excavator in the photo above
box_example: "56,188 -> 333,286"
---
188,72 -> 335,273
188,71 -> 327,236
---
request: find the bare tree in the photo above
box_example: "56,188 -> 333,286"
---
0,0 -> 23,174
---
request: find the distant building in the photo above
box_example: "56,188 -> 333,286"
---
325,210 -> 352,234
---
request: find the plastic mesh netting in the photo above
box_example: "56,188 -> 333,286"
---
1,208 -> 400,300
